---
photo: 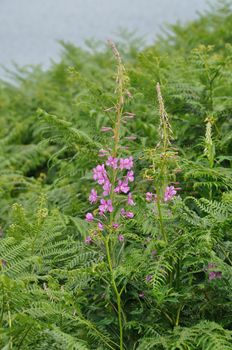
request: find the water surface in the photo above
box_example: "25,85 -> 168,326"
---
0,0 -> 209,74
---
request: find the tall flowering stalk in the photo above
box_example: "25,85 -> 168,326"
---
144,83 -> 180,243
143,83 -> 182,314
85,41 -> 134,350
204,116 -> 216,200
204,116 -> 215,169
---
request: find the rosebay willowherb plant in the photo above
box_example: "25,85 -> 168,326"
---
83,42 -> 186,350
144,83 -> 180,244
84,40 -> 136,350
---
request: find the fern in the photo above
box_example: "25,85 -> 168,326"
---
37,108 -> 102,149
0,2 -> 232,349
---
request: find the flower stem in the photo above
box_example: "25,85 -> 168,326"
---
6,296 -> 13,349
105,237 -> 124,350
156,187 -> 167,243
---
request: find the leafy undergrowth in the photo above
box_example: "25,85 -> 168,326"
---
0,1 -> 232,349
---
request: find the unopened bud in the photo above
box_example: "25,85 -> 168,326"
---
104,107 -> 115,112
126,90 -> 133,98
98,149 -> 108,157
101,126 -> 113,133
124,112 -> 135,119
125,135 -> 137,141
119,146 -> 129,150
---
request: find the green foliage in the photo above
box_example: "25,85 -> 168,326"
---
0,1 -> 232,349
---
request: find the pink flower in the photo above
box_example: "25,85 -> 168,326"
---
208,271 -> 216,280
126,211 -> 134,219
151,249 -> 157,256
207,263 -> 222,281
103,180 -> 111,196
146,275 -> 152,282
114,180 -> 130,194
119,156 -> 133,170
209,271 -> 222,280
89,189 -> 98,204
118,234 -> 124,242
93,164 -> 108,185
98,222 -> 104,231
99,199 -> 114,214
127,193 -> 135,206
85,213 -> 94,222
164,186 -> 177,202
106,156 -> 118,169
85,236 -> 92,244
215,272 -> 222,279
107,200 -> 114,213
121,208 -> 134,219
146,192 -> 153,202
112,223 -> 120,229
121,208 -> 126,216
126,170 -> 134,182
208,263 -> 216,270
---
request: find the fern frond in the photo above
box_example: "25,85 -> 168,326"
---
37,109 -> 102,149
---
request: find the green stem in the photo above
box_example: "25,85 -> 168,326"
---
105,237 -> 124,350
116,293 -> 123,350
156,188 -> 167,243
6,298 -> 13,349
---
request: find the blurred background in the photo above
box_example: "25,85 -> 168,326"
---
0,0 -> 209,75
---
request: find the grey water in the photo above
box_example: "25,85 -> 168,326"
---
0,0 -> 210,76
